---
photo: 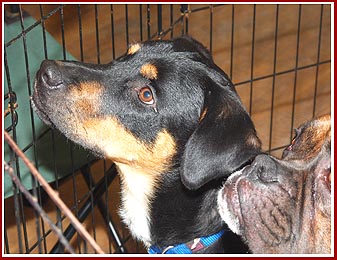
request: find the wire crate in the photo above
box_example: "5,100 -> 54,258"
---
3,3 -> 331,254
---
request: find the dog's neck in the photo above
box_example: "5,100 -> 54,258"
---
116,163 -> 160,246
115,160 -> 224,250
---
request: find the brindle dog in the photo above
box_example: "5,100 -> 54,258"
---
218,115 -> 331,254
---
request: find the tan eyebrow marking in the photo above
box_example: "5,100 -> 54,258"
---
140,63 -> 158,80
127,43 -> 141,55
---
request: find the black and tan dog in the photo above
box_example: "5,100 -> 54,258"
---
31,36 -> 261,253
216,115 -> 331,254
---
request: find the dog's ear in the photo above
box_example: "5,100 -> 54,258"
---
172,36 -> 213,62
181,80 -> 261,190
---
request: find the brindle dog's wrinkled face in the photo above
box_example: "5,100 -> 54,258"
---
218,115 -> 331,254
32,37 -> 261,184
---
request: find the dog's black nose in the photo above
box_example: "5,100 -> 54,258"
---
39,60 -> 63,88
251,154 -> 278,183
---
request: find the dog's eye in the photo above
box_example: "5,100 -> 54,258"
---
138,87 -> 154,105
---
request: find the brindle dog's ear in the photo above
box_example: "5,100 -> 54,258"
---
181,81 -> 261,190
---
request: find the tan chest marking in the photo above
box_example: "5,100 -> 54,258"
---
117,163 -> 158,245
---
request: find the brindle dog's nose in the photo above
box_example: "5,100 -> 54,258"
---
39,60 -> 63,88
250,154 -> 278,183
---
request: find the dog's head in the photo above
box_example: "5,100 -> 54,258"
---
32,36 -> 260,186
218,115 -> 331,254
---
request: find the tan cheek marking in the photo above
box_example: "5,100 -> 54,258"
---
69,82 -> 103,116
140,63 -> 158,80
80,117 -> 176,175
127,43 -> 141,55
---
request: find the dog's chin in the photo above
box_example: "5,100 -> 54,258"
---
30,94 -> 54,127
217,166 -> 250,236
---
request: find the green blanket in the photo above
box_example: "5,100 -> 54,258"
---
4,16 -> 95,198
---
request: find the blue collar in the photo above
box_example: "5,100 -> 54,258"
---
148,230 -> 225,254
